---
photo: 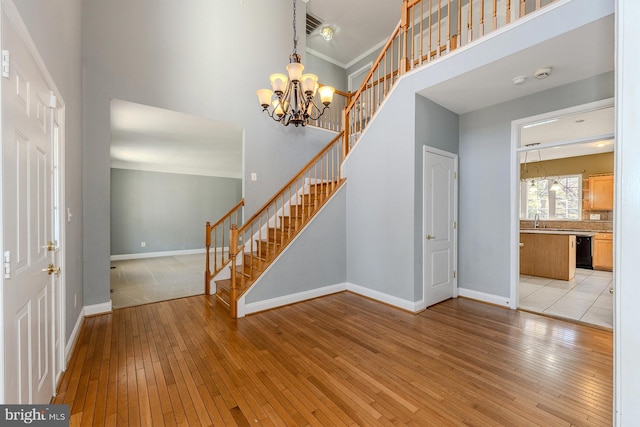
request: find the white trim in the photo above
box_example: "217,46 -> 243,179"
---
344,38 -> 389,70
458,288 -> 511,308
110,247 -> 208,261
64,308 -> 85,364
347,283 -> 424,313
0,0 -> 68,403
236,184 -> 347,314
110,161 -> 243,180
240,284 -> 347,316
239,280 -> 429,318
305,47 -> 347,69
84,301 -> 113,317
509,98 -> 615,311
423,146 -> 459,307
307,37 -> 389,73
348,62 -> 373,92
63,300 -> 112,365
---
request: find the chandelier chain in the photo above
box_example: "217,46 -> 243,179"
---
292,0 -> 298,53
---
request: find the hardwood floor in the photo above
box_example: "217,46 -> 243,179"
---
54,293 -> 613,426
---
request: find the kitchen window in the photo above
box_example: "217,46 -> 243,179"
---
521,174 -> 582,220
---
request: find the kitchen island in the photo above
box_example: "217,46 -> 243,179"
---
520,230 -> 581,280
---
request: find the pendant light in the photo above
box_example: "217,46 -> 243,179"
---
256,0 -> 335,127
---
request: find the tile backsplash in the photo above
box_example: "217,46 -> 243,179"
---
520,219 -> 613,232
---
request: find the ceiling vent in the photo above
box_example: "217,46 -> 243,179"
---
306,13 -> 322,35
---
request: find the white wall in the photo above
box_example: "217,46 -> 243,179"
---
81,0 -> 336,306
12,0 -> 83,341
615,0 -> 640,423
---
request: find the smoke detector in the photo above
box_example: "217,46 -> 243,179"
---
534,67 -> 552,80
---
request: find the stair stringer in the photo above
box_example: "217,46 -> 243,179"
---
236,183 -> 347,317
210,177 -> 324,288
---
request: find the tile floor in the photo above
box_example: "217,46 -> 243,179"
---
110,254 -> 206,309
519,268 -> 613,329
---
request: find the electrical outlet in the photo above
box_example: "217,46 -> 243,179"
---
251,173 -> 257,181
141,241 -> 146,247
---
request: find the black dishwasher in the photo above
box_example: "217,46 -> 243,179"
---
575,235 -> 593,269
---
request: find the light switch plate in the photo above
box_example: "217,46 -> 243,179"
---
590,213 -> 601,220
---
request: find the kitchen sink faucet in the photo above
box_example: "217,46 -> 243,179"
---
534,213 -> 540,228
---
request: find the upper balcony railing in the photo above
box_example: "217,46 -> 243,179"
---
342,0 -> 557,157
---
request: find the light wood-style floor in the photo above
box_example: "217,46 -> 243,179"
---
54,293 -> 613,426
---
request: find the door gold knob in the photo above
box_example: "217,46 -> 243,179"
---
42,241 -> 56,251
42,264 -> 61,275
426,235 -> 436,240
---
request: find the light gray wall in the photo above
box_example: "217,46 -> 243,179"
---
245,187 -> 347,303
344,83 -> 417,301
110,169 -> 241,255
305,52 -> 347,92
12,0 -> 83,341
82,0 -> 334,306
458,72 -> 614,298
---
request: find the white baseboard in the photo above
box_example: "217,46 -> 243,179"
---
239,283 -> 347,317
84,300 -> 113,316
64,300 -> 113,365
457,287 -> 511,308
111,247 -> 210,261
64,308 -> 85,365
346,282 -> 423,313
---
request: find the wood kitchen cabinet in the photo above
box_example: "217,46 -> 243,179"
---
593,232 -> 613,271
589,174 -> 614,210
520,232 -> 576,280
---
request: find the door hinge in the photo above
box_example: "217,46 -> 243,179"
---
453,172 -> 457,180
2,50 -> 10,78
49,92 -> 57,109
453,270 -> 456,279
453,221 -> 457,229
4,250 -> 10,279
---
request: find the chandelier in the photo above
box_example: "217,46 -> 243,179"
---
256,0 -> 335,127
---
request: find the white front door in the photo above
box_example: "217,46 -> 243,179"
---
2,8 -> 58,403
424,148 -> 457,307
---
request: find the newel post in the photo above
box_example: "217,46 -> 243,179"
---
204,222 -> 211,295
342,106 -> 350,159
229,224 -> 239,318
400,0 -> 410,75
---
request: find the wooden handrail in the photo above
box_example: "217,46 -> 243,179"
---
345,22 -> 402,114
237,131 -> 344,236
342,0 -> 555,157
223,131 -> 345,317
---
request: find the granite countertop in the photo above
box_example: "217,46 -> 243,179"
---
520,229 -> 611,236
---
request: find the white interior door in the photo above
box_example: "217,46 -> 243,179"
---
424,148 -> 457,307
2,8 -> 57,403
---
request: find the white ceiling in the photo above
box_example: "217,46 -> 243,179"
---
110,99 -> 243,178
304,0 -> 402,68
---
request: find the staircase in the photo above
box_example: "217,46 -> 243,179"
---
206,132 -> 345,317
206,0 -> 556,317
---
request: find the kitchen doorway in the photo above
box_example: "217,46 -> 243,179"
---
510,99 -> 615,328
